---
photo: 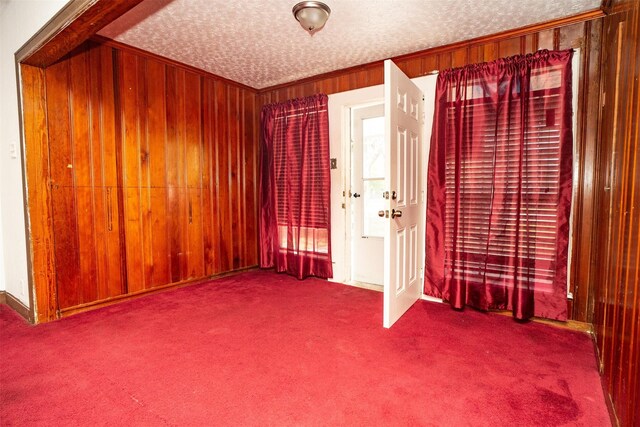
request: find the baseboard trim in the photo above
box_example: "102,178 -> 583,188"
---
418,295 -> 592,334
0,291 -> 33,323
58,267 -> 259,319
591,331 -> 620,426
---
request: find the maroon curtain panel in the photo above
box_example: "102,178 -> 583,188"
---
425,50 -> 573,321
259,94 -> 333,280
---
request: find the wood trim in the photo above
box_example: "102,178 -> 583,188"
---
16,0 -> 143,67
58,266 -> 259,318
601,0 -> 637,15
91,35 -> 259,93
493,310 -> 593,334
15,60 -> 37,324
592,335 -> 621,426
258,8 -> 605,93
0,291 -> 33,323
20,64 -> 59,324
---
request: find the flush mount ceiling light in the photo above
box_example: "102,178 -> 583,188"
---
292,1 -> 331,35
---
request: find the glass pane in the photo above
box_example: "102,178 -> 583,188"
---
362,116 -> 385,178
363,179 -> 385,237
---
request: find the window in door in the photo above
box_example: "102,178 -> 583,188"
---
361,116 -> 385,238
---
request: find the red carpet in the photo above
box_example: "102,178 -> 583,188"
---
1,271 -> 609,426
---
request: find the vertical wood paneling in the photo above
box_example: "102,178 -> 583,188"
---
45,56 -> 80,309
229,86 -> 242,270
244,89 -> 258,266
120,50 -> 145,293
69,50 -> 98,305
498,37 -> 521,57
184,71 -> 204,279
44,43 -> 125,309
25,40 -> 260,319
89,44 -> 124,301
216,81 -> 233,272
145,58 -> 170,287
592,2 -> 640,425
202,80 -> 218,275
571,19 -> 603,323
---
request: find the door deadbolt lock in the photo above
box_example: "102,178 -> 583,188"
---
391,209 -> 402,219
383,191 -> 389,200
391,191 -> 397,200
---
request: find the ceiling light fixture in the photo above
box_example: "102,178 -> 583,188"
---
292,1 -> 331,35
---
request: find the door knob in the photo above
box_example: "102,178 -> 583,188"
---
391,209 -> 402,219
378,210 -> 385,217
353,193 -> 361,198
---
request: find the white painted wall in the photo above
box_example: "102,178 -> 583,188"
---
0,0 -> 69,305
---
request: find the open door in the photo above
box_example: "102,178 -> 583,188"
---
383,60 -> 424,328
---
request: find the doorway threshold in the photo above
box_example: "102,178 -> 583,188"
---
345,281 -> 383,292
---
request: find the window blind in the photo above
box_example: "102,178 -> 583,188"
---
273,109 -> 330,230
443,87 -> 563,292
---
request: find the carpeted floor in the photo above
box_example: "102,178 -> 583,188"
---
1,271 -> 610,426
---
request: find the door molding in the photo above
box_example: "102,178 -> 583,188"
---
327,87 -> 383,284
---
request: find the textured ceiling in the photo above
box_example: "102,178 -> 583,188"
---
98,0 -> 600,89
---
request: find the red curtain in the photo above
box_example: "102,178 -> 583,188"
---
259,94 -> 333,280
425,50 -> 573,321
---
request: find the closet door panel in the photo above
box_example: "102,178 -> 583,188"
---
124,186 -> 144,292
165,67 -> 186,282
148,188 -> 170,287
97,186 -> 125,299
46,59 -> 73,188
90,43 -> 119,189
119,51 -> 150,292
74,187 -> 98,303
69,52 -> 92,187
90,44 -> 125,300
45,58 -> 78,308
51,186 -> 81,309
187,188 -> 204,279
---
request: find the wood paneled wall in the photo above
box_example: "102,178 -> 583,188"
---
592,1 -> 640,426
260,17 -> 603,324
22,40 -> 259,321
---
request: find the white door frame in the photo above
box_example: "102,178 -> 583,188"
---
350,102 -> 385,286
328,87 -> 383,285
327,74 -> 437,301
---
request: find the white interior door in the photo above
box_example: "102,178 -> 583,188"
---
351,104 -> 385,286
383,60 -> 424,328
